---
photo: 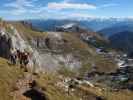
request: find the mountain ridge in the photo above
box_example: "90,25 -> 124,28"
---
109,31 -> 133,53
26,18 -> 133,32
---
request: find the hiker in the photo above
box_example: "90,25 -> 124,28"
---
7,37 -> 12,50
16,49 -> 22,65
10,48 -> 17,65
45,37 -> 50,49
19,50 -> 29,72
23,51 -> 30,67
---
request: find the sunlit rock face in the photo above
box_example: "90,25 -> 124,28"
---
10,26 -> 27,50
30,32 -> 82,72
10,26 -> 43,73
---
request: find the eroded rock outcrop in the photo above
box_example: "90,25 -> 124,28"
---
0,29 -> 12,59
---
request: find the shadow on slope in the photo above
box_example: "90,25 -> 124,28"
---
23,88 -> 46,100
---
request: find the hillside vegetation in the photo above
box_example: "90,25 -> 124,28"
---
0,58 -> 23,100
8,21 -> 47,39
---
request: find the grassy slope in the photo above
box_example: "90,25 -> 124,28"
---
36,73 -> 81,100
8,21 -> 47,39
64,32 -> 117,73
36,72 -> 133,100
0,58 -> 79,100
0,57 -> 130,100
0,58 -> 23,100
63,32 -> 117,72
78,85 -> 133,100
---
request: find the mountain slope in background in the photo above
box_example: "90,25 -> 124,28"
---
98,24 -> 133,38
109,31 -> 133,53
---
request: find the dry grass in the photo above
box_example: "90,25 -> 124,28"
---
62,32 -> 95,54
78,84 -> 133,100
93,55 -> 118,73
9,22 -> 47,39
104,90 -> 133,100
36,73 -> 81,100
0,58 -> 23,100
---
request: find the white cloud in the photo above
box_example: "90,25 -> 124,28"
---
4,0 -> 36,15
5,3 -> 19,8
0,10 -> 10,14
68,13 -> 94,18
11,8 -> 27,15
63,0 -> 71,3
47,2 -> 96,10
99,3 -> 119,8
5,0 -> 34,8
2,0 -> 121,20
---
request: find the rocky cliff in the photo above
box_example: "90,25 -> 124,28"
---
0,29 -> 11,58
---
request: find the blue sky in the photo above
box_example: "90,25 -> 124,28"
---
0,0 -> 133,20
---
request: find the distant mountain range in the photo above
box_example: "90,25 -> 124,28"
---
98,22 -> 133,38
26,18 -> 133,53
27,18 -> 133,32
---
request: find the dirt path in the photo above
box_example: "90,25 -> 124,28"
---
10,72 -> 35,100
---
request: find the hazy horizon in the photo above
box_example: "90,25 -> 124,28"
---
0,0 -> 132,20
